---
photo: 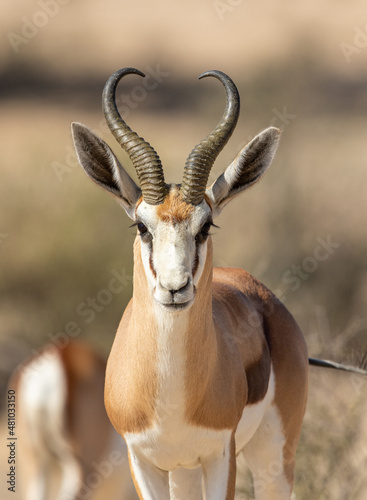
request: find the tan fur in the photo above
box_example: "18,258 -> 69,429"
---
13,341 -> 125,500
214,268 -> 308,487
105,237 -> 158,434
184,258 -> 275,429
184,241 -> 247,429
104,195 -> 308,498
59,342 -> 111,464
105,234 -> 307,438
264,307 -> 308,484
72,96 -> 297,498
156,186 -> 194,223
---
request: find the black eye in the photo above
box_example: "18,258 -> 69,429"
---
196,222 -> 213,244
137,223 -> 148,235
130,222 -> 152,242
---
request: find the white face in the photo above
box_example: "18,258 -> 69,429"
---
135,195 -> 213,312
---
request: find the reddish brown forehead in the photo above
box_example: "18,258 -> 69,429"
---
156,188 -> 194,224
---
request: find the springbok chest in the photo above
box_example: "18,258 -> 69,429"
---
124,370 -> 275,472
125,419 -> 232,471
123,313 -> 232,470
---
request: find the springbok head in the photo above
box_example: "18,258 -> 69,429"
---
72,68 -> 280,312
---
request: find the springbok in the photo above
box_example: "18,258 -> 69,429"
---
71,68 -> 308,500
12,340 -> 136,500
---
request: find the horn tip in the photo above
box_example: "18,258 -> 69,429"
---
114,67 -> 145,79
198,70 -> 229,81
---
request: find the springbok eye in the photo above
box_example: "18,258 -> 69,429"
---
130,222 -> 152,242
137,223 -> 148,235
195,221 -> 213,245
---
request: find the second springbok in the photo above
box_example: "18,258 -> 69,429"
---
12,340 -> 137,500
72,68 -> 309,499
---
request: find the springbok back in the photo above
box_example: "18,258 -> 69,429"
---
72,68 -> 308,500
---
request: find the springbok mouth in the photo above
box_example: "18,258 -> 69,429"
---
158,299 -> 194,312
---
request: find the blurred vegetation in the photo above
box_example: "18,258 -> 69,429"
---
1,0 -> 367,498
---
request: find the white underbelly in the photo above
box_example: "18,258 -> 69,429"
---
235,367 -> 275,452
126,309 -> 275,471
125,368 -> 275,471
125,308 -> 234,471
125,421 -> 232,471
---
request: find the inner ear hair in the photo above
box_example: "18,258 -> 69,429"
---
72,122 -> 122,198
230,127 -> 281,191
71,122 -> 142,213
208,127 -> 281,211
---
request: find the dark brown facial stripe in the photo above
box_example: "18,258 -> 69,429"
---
192,244 -> 200,277
149,251 -> 156,278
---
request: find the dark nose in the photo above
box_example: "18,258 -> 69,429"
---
169,277 -> 190,296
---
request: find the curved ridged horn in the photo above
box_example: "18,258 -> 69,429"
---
102,67 -> 167,205
180,70 -> 240,205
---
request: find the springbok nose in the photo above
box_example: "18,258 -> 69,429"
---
168,277 -> 190,296
160,274 -> 190,295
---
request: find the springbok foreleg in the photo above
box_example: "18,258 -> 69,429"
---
201,435 -> 236,500
169,467 -> 203,499
128,450 -> 170,500
56,453 -> 82,500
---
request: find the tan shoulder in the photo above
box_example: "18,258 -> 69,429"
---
213,267 -> 275,304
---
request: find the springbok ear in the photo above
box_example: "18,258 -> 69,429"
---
206,127 -> 281,216
71,122 -> 141,219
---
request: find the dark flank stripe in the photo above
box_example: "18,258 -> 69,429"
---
245,340 -> 271,405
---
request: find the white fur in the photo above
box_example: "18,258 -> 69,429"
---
19,348 -> 69,453
242,374 -> 292,500
125,306 -> 232,472
169,467 -> 203,499
125,311 -> 281,499
18,349 -> 82,500
136,199 -> 212,309
235,368 -> 276,452
125,304 -> 233,498
126,199 -> 292,499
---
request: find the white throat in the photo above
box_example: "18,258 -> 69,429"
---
153,302 -> 189,424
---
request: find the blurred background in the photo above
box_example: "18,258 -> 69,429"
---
1,0 -> 367,498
